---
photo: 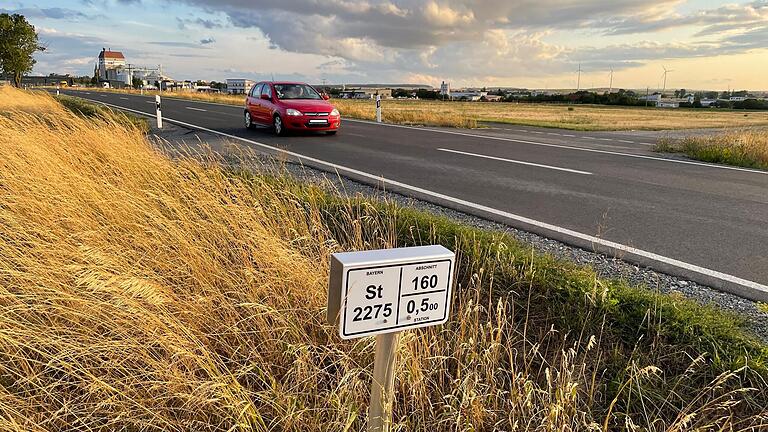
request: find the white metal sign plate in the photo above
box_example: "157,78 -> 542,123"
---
327,245 -> 455,339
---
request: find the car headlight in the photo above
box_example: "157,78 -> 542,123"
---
330,108 -> 340,117
286,108 -> 302,116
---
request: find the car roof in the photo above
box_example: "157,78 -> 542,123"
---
262,81 -> 311,86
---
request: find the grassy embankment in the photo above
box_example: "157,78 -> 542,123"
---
61,86 -> 768,131
2,86 -> 768,430
655,130 -> 768,170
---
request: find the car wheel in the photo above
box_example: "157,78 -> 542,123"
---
273,114 -> 285,136
326,131 -> 338,135
244,111 -> 255,130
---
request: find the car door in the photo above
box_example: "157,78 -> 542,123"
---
260,83 -> 275,123
246,83 -> 263,124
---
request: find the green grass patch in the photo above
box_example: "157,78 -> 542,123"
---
655,131 -> 768,170
56,94 -> 150,133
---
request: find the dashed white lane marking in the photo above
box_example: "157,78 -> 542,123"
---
562,134 -> 576,137
547,132 -> 561,136
531,131 -> 544,134
618,139 -> 635,144
343,118 -> 768,175
438,148 -> 592,175
186,107 -> 207,112
146,101 -> 155,104
517,129 -> 529,132
585,136 -> 597,139
119,97 -> 129,100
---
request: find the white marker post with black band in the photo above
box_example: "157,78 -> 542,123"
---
375,94 -> 382,123
328,245 -> 455,432
155,95 -> 162,129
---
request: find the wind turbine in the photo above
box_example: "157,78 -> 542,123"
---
661,65 -> 673,94
608,68 -> 614,94
576,63 -> 582,91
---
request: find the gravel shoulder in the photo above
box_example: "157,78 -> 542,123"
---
148,121 -> 768,342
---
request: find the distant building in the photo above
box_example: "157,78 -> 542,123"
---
226,79 -> 255,94
339,87 -> 393,99
450,90 -> 488,101
656,100 -> 679,108
439,81 -> 450,97
97,48 -> 126,82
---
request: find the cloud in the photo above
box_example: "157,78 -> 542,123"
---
199,37 -> 215,45
0,7 -> 98,20
176,17 -> 223,29
598,0 -> 768,36
148,41 -> 209,48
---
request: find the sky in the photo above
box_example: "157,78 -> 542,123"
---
1,0 -> 767,90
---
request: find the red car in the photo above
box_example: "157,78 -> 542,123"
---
244,81 -> 340,135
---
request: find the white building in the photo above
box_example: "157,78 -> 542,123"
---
226,79 -> 255,94
97,48 -> 126,82
450,90 -> 488,101
439,81 -> 450,97
656,100 -> 680,108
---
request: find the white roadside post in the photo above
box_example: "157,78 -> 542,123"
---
56,85 -> 59,96
328,245 -> 455,432
375,94 -> 382,123
155,95 -> 163,129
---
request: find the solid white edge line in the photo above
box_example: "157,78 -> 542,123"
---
80,96 -> 768,296
438,147 -> 593,175
186,107 -> 207,112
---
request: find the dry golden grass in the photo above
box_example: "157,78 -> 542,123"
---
656,129 -> 768,169
333,99 -> 768,130
62,87 -> 768,130
2,86 -> 767,431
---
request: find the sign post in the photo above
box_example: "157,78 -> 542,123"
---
155,95 -> 163,129
375,94 -> 382,123
328,245 -> 455,432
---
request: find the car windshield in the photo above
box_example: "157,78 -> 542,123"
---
274,84 -> 322,100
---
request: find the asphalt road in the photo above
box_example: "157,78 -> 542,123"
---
52,89 -> 768,300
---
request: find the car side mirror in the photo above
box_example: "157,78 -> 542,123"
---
261,94 -> 271,100
322,93 -> 330,100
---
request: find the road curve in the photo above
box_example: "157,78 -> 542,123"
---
51,89 -> 768,300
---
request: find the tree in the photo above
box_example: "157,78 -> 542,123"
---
0,14 -> 45,87
132,76 -> 142,89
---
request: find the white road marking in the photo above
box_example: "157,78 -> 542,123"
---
618,139 -> 635,144
531,131 -> 544,134
84,92 -> 91,94
119,97 -> 129,100
146,101 -> 155,104
547,132 -> 561,136
77,97 -> 768,299
517,129 -> 529,132
438,148 -> 592,175
186,107 -> 207,112
562,134 -> 576,137
585,136 -> 597,139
